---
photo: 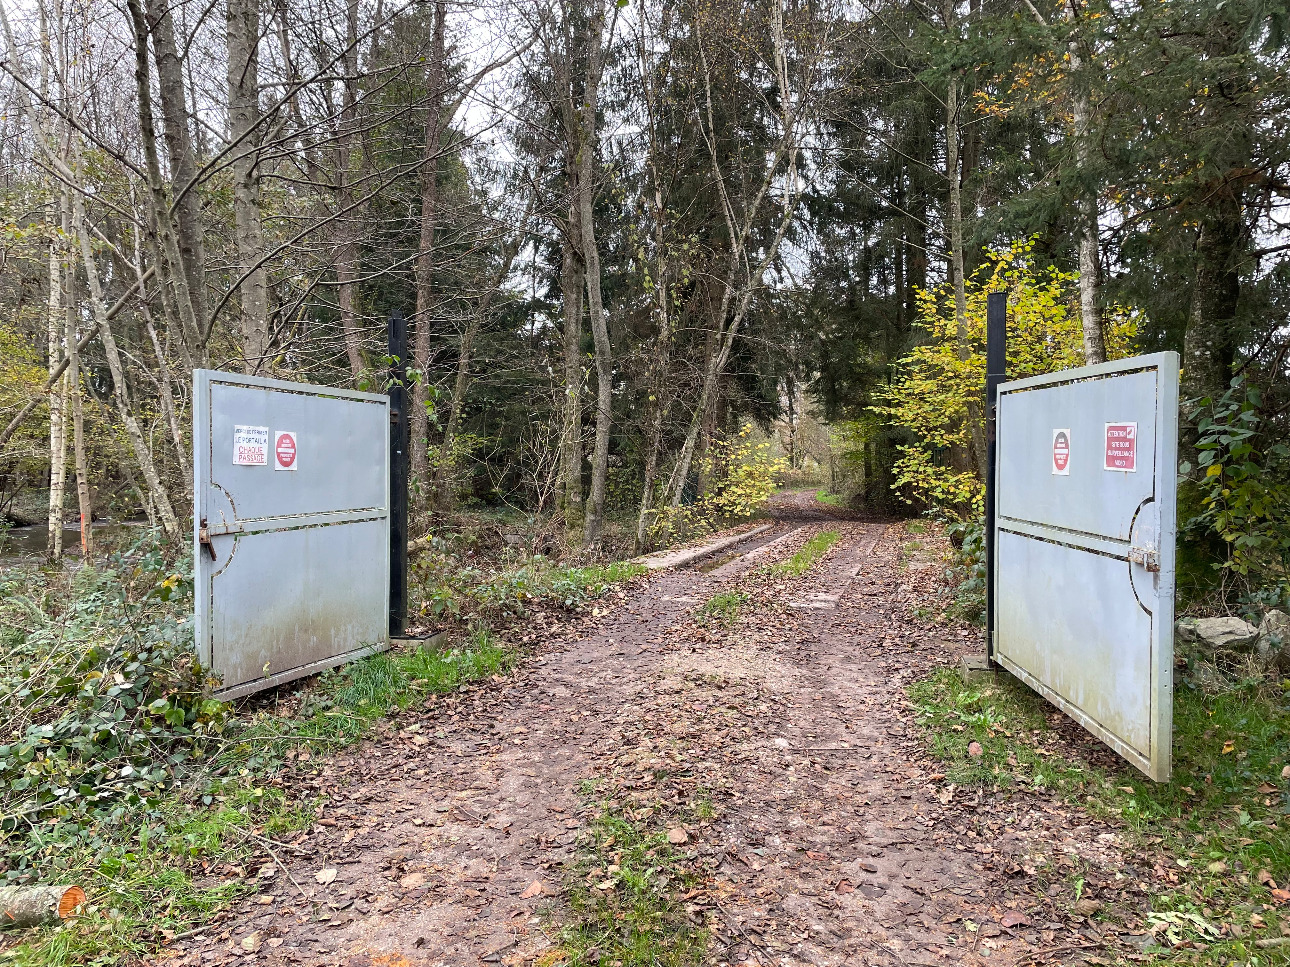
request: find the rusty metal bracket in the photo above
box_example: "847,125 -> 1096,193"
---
1128,546 -> 1160,572
198,518 -> 217,562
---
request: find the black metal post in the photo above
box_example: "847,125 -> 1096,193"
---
985,292 -> 1007,664
388,310 -> 409,638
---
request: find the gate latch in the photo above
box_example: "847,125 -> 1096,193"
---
198,518 -> 217,562
1129,546 -> 1160,572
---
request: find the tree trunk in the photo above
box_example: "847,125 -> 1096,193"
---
578,3 -> 612,549
71,188 -> 181,541
411,0 -> 447,494
1182,197 -> 1243,405
336,0 -> 365,379
143,0 -> 208,341
1067,0 -> 1105,365
943,19 -> 988,481
226,0 -> 270,373
46,227 -> 67,560
64,199 -> 93,559
558,199 -> 585,537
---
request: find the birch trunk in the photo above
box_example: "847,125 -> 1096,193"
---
46,230 -> 67,559
64,199 -> 93,558
1066,0 -> 1105,365
336,0 -> 365,378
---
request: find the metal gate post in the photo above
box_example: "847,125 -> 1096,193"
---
984,291 -> 1007,664
389,310 -> 409,638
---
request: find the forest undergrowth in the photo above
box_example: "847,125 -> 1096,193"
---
0,526 -> 646,965
903,521 -> 1290,966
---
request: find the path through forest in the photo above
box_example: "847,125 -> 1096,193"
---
170,493 -> 1146,966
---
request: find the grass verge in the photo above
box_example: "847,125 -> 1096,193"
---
766,530 -> 840,577
909,666 -> 1290,962
2,536 -> 644,964
551,801 -> 707,967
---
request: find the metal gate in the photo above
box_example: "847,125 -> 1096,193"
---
993,352 -> 1179,781
193,370 -> 390,699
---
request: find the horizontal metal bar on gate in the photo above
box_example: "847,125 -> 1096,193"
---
207,509 -> 388,536
200,369 -> 388,404
997,516 -> 1130,559
997,353 -> 1170,395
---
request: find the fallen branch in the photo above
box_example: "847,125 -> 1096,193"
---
0,885 -> 86,928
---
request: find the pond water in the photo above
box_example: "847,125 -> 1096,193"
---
0,522 -> 150,562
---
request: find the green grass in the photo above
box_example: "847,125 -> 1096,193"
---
555,803 -> 707,967
766,530 -> 841,577
696,590 -> 749,626
7,627 -> 513,964
815,489 -> 843,507
909,667 -> 1290,962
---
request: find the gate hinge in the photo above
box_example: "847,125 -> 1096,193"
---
1129,546 -> 1160,572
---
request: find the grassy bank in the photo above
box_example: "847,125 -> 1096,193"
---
766,529 -> 840,577
909,667 -> 1290,963
0,534 -> 644,964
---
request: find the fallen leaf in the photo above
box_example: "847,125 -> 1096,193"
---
314,868 -> 338,885
836,879 -> 855,895
1073,898 -> 1103,917
806,850 -> 828,861
256,895 -> 276,906
1000,910 -> 1030,928
1271,889 -> 1290,905
1259,870 -> 1277,888
667,827 -> 689,845
1258,783 -> 1278,794
1223,740 -> 1236,755
520,880 -> 550,899
257,864 -> 277,880
1282,765 -> 1290,780
267,938 -> 284,949
240,932 -> 262,953
399,871 -> 428,889
1207,860 -> 1228,874
968,741 -> 984,758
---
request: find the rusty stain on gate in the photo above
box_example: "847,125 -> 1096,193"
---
193,370 -> 390,699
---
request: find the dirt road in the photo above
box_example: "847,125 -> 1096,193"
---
171,495 -> 1140,966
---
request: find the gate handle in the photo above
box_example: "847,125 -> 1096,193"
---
1129,546 -> 1159,572
198,518 -> 218,562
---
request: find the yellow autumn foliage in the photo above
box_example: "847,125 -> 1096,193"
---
874,239 -> 1139,517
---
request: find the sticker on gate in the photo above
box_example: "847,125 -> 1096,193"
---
1052,429 -> 1071,475
274,431 -> 298,471
1104,422 -> 1137,472
233,425 -> 269,466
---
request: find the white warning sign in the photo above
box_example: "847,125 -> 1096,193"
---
274,431 -> 298,471
1104,422 -> 1138,472
232,425 -> 269,466
1052,429 -> 1071,475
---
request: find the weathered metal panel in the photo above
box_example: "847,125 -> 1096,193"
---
993,352 -> 1178,781
193,370 -> 390,699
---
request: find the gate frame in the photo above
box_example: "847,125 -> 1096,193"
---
991,351 -> 1179,782
193,369 -> 391,699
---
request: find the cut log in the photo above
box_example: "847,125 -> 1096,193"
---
0,885 -> 86,928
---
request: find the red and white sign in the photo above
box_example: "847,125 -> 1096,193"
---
1052,429 -> 1071,475
1104,422 -> 1137,472
274,431 -> 298,471
232,425 -> 268,466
